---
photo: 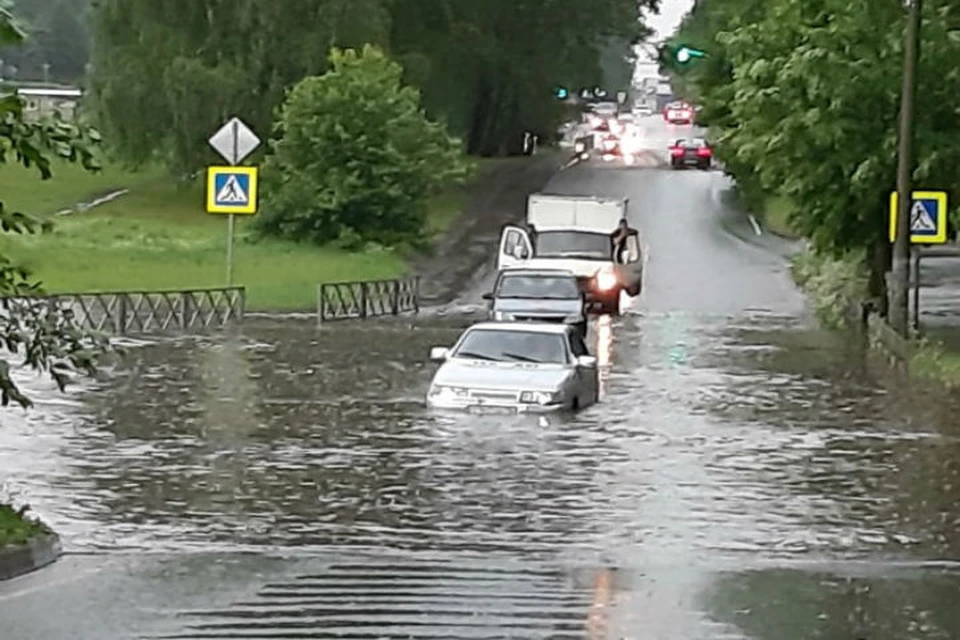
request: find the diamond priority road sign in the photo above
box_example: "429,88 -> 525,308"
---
888,190 -> 948,244
208,116 -> 261,165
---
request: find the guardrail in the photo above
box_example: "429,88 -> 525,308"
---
316,277 -> 420,323
1,286 -> 245,335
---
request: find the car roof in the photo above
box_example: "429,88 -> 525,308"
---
498,268 -> 577,278
464,322 -> 573,335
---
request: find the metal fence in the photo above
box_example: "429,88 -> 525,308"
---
317,277 -> 420,323
1,286 -> 245,335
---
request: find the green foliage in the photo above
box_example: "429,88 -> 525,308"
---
0,0 -> 90,81
256,45 -> 470,250
790,246 -> 867,330
910,338 -> 960,388
0,8 -> 112,408
669,0 -> 960,308
0,502 -> 47,546
89,0 -> 654,170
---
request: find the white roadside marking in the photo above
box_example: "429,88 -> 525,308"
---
748,214 -> 763,236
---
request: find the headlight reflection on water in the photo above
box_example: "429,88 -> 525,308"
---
595,315 -> 613,399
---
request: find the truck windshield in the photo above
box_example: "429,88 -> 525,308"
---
534,231 -> 611,260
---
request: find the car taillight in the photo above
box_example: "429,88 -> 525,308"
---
696,147 -> 712,157
670,147 -> 684,156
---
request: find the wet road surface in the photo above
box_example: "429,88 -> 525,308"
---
2,120 -> 960,639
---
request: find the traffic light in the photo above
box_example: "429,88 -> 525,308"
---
658,44 -> 707,67
555,86 -> 569,99
676,46 -> 706,63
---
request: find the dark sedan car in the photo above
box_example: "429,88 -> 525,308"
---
483,268 -> 587,337
669,137 -> 713,170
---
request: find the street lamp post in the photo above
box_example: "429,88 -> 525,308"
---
890,0 -> 922,336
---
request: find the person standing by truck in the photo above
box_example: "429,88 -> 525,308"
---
610,218 -> 639,263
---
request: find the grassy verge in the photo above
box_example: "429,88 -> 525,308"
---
761,195 -> 799,238
789,245 -> 867,329
790,242 -> 960,387
910,339 -> 960,388
0,158 -> 483,310
0,503 -> 47,547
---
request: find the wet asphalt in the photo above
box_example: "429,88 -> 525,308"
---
2,118 -> 960,639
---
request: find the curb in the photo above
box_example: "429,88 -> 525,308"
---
0,532 -> 63,581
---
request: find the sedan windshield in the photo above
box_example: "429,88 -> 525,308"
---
452,329 -> 569,364
534,231 -> 611,260
497,275 -> 580,299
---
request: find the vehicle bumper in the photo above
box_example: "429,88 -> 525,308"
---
672,157 -> 710,166
427,397 -> 565,413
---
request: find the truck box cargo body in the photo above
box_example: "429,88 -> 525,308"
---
527,194 -> 627,233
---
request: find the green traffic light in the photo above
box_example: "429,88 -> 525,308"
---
556,87 -> 568,99
675,45 -> 706,64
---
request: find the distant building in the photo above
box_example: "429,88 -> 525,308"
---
15,86 -> 83,120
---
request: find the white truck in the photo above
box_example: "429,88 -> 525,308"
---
496,194 -> 643,315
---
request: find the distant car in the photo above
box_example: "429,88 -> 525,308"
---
483,268 -> 586,337
598,133 -> 621,161
426,322 -> 599,412
669,137 -> 712,169
664,102 -> 694,125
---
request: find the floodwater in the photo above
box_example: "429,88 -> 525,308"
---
2,120 -> 960,639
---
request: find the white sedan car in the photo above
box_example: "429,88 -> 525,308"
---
426,322 -> 599,413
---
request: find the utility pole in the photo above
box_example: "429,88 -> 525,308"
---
890,0 -> 922,336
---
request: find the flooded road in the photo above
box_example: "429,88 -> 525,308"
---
3,120 -> 960,639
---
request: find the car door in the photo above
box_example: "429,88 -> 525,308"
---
568,330 -> 599,404
497,226 -> 532,271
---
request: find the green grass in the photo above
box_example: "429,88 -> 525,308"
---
910,340 -> 960,387
0,159 -> 471,310
0,503 -> 47,547
762,195 -> 799,238
0,160 -> 164,215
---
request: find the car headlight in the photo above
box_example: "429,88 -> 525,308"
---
519,390 -> 560,405
595,270 -> 618,291
429,385 -> 469,399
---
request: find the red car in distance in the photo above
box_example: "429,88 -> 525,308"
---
663,102 -> 694,125
669,137 -> 712,170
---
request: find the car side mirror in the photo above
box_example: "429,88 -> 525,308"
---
518,247 -> 530,260
482,292 -> 493,301
429,347 -> 450,362
576,355 -> 597,368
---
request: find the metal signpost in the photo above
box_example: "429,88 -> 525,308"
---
888,190 -> 948,332
207,117 -> 261,285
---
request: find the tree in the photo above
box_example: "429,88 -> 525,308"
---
0,0 -> 91,82
88,0 -> 394,174
0,6 -> 111,408
669,0 -> 960,309
255,45 -> 470,250
89,0 -> 657,168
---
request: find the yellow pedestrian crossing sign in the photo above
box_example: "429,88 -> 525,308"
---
888,190 -> 947,244
206,166 -> 258,214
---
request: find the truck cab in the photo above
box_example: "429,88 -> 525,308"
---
496,194 -> 643,315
